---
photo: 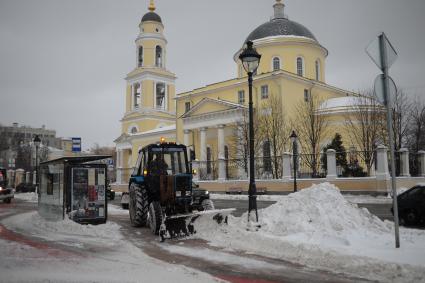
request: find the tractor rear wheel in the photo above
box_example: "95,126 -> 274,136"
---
129,185 -> 149,227
149,201 -> 163,235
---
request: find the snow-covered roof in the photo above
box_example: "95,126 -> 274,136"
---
139,124 -> 175,135
318,96 -> 383,115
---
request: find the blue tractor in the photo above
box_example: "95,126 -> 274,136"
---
127,141 -> 230,241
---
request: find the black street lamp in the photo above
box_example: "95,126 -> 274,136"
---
239,41 -> 261,222
33,135 -> 41,194
290,130 -> 298,192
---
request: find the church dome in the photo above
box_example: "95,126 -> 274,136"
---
245,0 -> 316,43
141,11 -> 162,23
246,18 -> 316,42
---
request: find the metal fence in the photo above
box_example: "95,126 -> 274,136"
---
291,153 -> 326,179
409,153 -> 421,177
198,161 -> 218,181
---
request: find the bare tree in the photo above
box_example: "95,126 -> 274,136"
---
407,97 -> 425,153
344,91 -> 386,176
293,93 -> 329,177
229,109 -> 263,175
259,94 -> 291,178
392,90 -> 411,150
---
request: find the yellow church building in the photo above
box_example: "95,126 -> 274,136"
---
114,0 -> 420,192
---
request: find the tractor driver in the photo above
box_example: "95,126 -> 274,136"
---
149,153 -> 169,175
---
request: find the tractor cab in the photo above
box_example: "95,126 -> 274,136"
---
130,142 -> 193,214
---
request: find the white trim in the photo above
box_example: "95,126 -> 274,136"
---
136,33 -> 167,44
183,108 -> 246,130
127,72 -> 175,85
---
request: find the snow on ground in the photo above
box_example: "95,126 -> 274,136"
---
211,192 -> 392,204
13,192 -> 38,202
199,183 -> 425,283
0,212 -> 219,283
108,204 -> 129,216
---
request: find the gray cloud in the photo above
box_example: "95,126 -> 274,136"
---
0,0 -> 424,149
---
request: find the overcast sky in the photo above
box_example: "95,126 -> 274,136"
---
1,0 -> 424,149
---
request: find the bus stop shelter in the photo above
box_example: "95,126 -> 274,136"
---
39,155 -> 111,224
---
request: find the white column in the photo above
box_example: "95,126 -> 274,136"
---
200,127 -> 207,161
33,171 -> 37,185
418,150 -> 425,177
282,152 -> 291,181
184,129 -> 191,158
326,149 -> 337,180
399,148 -> 410,177
217,125 -> 225,159
376,145 -> 390,180
218,159 -> 226,181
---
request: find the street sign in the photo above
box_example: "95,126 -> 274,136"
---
72,137 -> 82,152
374,74 -> 397,106
366,33 -> 398,71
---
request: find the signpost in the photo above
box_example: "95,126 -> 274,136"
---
72,137 -> 82,152
366,32 -> 400,248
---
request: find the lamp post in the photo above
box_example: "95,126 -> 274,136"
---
239,40 -> 261,222
290,130 -> 298,192
33,135 -> 41,194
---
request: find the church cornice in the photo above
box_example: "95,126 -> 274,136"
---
126,68 -> 176,83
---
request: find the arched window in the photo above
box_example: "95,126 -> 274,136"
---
206,147 -> 212,174
155,46 -> 162,67
263,141 -> 272,172
156,83 -> 166,109
131,127 -> 138,134
133,83 -> 141,109
315,60 -> 320,81
296,57 -> 304,77
224,145 -> 229,178
138,46 -> 143,67
273,57 -> 280,71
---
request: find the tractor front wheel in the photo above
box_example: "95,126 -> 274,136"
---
149,201 -> 163,235
129,185 -> 149,227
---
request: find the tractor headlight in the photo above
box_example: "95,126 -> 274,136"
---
205,190 -> 209,195
176,191 -> 181,197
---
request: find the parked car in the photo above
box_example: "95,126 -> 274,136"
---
107,187 -> 115,200
392,185 -> 425,227
15,183 -> 36,193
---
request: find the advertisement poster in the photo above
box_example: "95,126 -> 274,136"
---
71,167 -> 106,220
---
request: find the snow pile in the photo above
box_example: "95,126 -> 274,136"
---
14,192 -> 38,202
195,183 -> 425,282
2,212 -> 123,247
256,183 -> 389,240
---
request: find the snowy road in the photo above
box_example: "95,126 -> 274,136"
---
109,210 -> 369,283
3,186 -> 425,283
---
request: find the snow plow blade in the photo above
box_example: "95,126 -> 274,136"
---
159,208 -> 235,241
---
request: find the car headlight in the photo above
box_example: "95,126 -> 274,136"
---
0,186 -> 3,191
205,190 -> 209,195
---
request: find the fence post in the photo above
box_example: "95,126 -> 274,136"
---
418,150 -> 425,177
282,152 -> 291,181
218,158 -> 226,181
326,149 -> 337,180
399,148 -> 410,177
192,160 -> 199,182
376,145 -> 390,180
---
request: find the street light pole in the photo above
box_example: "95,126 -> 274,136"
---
290,131 -> 298,192
33,135 -> 41,195
239,41 -> 261,222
